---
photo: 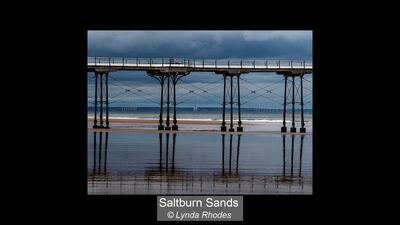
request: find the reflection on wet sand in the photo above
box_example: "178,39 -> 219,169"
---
221,134 -> 241,175
279,135 -> 305,183
92,132 -> 108,176
88,132 -> 310,195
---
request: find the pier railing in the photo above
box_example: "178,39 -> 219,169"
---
88,57 -> 313,69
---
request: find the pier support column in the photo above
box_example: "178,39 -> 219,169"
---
165,75 -> 171,130
148,71 -> 188,131
290,76 -> 296,133
279,71 -> 308,133
281,76 -> 288,132
229,76 -> 234,132
92,71 -> 110,129
105,72 -> 109,128
236,75 -> 243,132
99,73 -> 104,128
171,72 -> 188,130
172,74 -> 178,131
300,74 -> 306,133
158,76 -> 166,130
93,73 -> 99,128
218,72 -> 244,132
221,75 -> 227,132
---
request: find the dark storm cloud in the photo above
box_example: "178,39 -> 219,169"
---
88,31 -> 312,59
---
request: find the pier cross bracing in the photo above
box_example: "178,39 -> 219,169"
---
87,57 -> 312,133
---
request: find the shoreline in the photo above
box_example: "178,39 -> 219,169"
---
88,117 -> 221,125
87,117 -> 311,125
87,118 -> 312,134
88,127 -> 312,135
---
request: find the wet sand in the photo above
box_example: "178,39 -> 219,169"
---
89,118 -> 223,125
88,118 -> 312,134
87,118 -> 313,195
88,174 -> 311,195
90,128 -> 310,136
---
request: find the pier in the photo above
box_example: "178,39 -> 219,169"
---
88,57 -> 312,133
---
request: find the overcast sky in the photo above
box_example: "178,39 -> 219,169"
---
87,31 -> 312,108
88,31 -> 312,59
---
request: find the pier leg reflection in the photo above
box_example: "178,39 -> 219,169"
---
221,134 -> 225,174
159,133 -> 162,170
91,131 -> 109,176
299,135 -> 304,177
88,130 -> 310,194
104,132 -> 108,174
282,134 -> 286,176
280,134 -> 305,180
172,133 -> 176,171
165,133 -> 169,171
236,135 -> 241,175
229,134 -> 233,174
290,135 -> 295,177
156,133 -> 178,172
93,132 -> 97,175
221,134 -> 242,175
98,132 -> 102,172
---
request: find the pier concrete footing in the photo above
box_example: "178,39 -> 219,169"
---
281,127 -> 287,133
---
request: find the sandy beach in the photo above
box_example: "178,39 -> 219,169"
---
87,129 -> 312,195
88,117 -> 225,125
87,116 -> 312,195
88,117 -> 312,134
